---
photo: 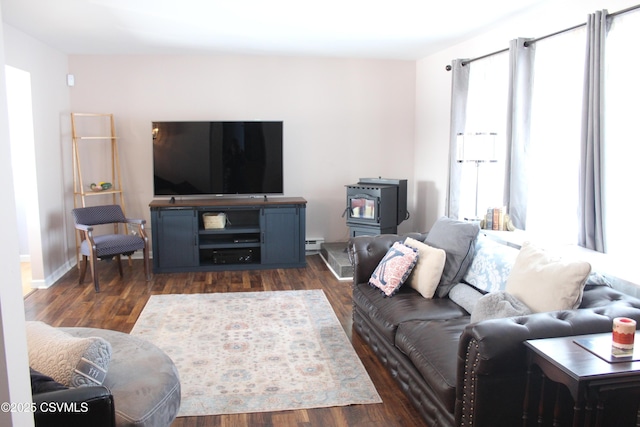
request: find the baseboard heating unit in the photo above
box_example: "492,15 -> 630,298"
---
305,238 -> 325,252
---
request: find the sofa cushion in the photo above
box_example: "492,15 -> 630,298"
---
404,237 -> 446,299
425,217 -> 480,297
395,318 -> 469,413
505,242 -> 592,313
26,321 -> 112,387
353,282 -> 468,344
369,242 -> 418,297
463,234 -> 519,293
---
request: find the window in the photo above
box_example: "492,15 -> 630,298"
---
525,28 -> 585,244
453,8 -> 640,267
459,53 -> 508,220
604,11 -> 640,262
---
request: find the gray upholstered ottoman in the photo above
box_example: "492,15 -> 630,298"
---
62,327 -> 181,427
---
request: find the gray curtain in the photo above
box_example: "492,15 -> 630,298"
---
446,59 -> 470,218
578,10 -> 608,252
504,38 -> 535,230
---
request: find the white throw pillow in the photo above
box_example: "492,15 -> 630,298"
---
404,237 -> 446,299
505,242 -> 591,313
26,321 -> 112,387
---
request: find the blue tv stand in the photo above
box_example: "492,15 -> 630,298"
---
149,197 -> 306,273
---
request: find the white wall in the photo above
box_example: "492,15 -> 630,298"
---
413,0 -> 640,232
67,54 -> 417,249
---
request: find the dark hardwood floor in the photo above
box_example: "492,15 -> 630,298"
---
23,254 -> 426,427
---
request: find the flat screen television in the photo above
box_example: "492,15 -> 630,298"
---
152,121 -> 283,196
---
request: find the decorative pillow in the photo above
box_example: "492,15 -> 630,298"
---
26,321 -> 112,387
404,237 -> 446,298
369,242 -> 419,297
425,217 -> 480,297
463,235 -> 519,293
505,242 -> 592,313
585,271 -> 612,287
470,291 -> 531,323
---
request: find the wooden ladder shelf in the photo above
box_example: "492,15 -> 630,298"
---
71,112 -> 127,263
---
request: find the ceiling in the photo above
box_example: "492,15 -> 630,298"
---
2,0 -> 552,60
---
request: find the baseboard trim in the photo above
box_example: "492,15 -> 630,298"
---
35,252 -> 154,289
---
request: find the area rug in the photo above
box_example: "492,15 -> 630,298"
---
130,290 -> 381,417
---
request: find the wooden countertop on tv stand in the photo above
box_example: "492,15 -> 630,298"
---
149,196 -> 307,208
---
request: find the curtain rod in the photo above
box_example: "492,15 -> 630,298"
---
462,47 -> 509,67
446,3 -> 640,71
523,22 -> 585,47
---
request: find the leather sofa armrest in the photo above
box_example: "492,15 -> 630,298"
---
348,233 -> 426,285
459,285 -> 640,375
459,305 -> 640,376
33,386 -> 115,427
455,305 -> 640,427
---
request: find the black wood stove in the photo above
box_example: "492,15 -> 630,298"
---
344,178 -> 408,237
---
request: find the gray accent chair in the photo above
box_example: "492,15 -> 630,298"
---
72,205 -> 151,292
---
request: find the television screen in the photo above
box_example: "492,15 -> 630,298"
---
152,121 -> 283,196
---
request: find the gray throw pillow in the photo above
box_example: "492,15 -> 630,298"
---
425,217 -> 480,297
448,283 -> 485,314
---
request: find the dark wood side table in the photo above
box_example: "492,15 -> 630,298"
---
523,332 -> 640,427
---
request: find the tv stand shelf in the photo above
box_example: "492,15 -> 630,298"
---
150,197 -> 306,273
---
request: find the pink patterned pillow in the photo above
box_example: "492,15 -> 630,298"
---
369,242 -> 419,297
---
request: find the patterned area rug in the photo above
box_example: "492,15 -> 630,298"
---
130,290 -> 381,417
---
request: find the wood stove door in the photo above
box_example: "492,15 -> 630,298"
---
347,194 -> 379,225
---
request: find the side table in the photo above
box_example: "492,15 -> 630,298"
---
523,332 -> 640,427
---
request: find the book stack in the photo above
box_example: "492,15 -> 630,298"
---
484,206 -> 507,231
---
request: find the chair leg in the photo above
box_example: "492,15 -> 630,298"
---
79,256 -> 88,284
143,246 -> 151,281
89,255 -> 100,292
116,255 -> 124,278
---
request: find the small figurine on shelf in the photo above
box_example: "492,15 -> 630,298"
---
90,181 -> 112,192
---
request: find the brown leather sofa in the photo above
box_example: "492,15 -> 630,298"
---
349,233 -> 640,427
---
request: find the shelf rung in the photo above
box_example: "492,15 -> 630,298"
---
75,189 -> 123,197
199,242 -> 261,249
71,113 -> 113,117
76,136 -> 119,140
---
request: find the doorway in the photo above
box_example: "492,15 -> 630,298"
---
5,65 -> 42,297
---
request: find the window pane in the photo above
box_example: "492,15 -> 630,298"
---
526,28 -> 585,243
604,11 -> 640,259
459,53 -> 509,220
